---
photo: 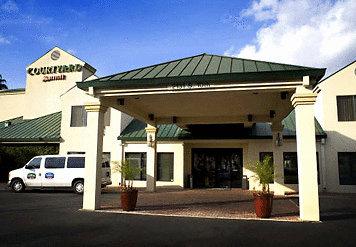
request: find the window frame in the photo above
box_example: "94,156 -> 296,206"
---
157,152 -> 174,182
44,157 -> 66,169
338,152 -> 356,185
336,95 -> 356,121
283,152 -> 320,184
70,105 -> 87,127
25,157 -> 42,169
67,157 -> 85,169
125,152 -> 146,181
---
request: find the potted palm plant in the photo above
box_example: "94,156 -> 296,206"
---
112,160 -> 141,211
250,155 -> 274,218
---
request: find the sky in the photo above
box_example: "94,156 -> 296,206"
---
0,0 -> 355,89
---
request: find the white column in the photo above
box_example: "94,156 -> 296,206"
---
271,122 -> 285,196
291,86 -> 320,221
82,102 -> 106,210
146,125 -> 157,192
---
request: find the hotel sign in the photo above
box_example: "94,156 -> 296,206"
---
170,82 -> 210,90
27,64 -> 83,82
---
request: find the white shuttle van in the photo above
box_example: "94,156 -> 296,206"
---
7,155 -> 112,194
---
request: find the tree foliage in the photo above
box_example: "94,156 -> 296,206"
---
0,74 -> 8,90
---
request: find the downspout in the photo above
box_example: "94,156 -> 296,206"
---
120,141 -> 125,186
320,138 -> 327,191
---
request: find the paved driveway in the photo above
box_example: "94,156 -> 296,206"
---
1,185 -> 356,246
101,188 -> 300,221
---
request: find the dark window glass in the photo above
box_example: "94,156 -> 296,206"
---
70,106 -> 87,127
158,153 -> 174,181
26,157 -> 42,169
45,157 -> 66,169
125,153 -> 146,180
104,108 -> 111,126
338,152 -> 356,185
259,152 -> 274,183
284,152 -> 298,184
284,152 -> 320,184
102,152 -> 111,168
337,96 -> 356,121
67,151 -> 85,155
67,157 -> 85,168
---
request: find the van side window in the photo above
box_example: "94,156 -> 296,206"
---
26,158 -> 42,169
45,157 -> 65,169
67,157 -> 85,168
102,161 -> 110,168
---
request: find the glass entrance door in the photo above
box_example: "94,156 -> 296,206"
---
192,148 -> 243,188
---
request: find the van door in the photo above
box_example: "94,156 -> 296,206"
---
24,157 -> 43,187
42,157 -> 67,187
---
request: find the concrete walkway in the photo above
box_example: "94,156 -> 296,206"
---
100,188 -> 300,221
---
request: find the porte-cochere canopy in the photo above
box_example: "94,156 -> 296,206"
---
77,53 -> 326,222
77,54 -> 325,127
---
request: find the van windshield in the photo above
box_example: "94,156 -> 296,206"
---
26,158 -> 42,169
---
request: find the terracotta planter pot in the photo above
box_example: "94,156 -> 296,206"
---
121,189 -> 138,211
253,192 -> 274,218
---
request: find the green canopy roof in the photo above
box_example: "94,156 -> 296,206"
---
119,110 -> 326,141
0,112 -> 61,143
77,54 -> 326,90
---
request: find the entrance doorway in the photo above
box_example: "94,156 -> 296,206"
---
192,148 -> 243,188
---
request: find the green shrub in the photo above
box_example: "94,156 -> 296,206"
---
248,155 -> 274,194
112,160 -> 141,191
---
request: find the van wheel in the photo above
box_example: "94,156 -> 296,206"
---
11,179 -> 25,193
73,180 -> 84,194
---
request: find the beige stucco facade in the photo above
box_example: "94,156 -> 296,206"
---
0,89 -> 26,121
314,61 -> 356,193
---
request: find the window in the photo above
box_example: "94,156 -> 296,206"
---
67,151 -> 85,155
157,153 -> 174,181
125,153 -> 146,180
284,153 -> 298,184
26,157 -> 42,169
67,157 -> 85,168
337,95 -> 356,121
259,152 -> 273,163
259,152 -> 274,183
338,152 -> 356,185
45,157 -> 66,169
104,108 -> 111,126
70,106 -> 87,127
102,152 -> 111,168
283,152 -> 320,184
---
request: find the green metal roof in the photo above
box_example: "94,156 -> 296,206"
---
0,116 -> 25,129
0,112 -> 61,143
77,54 -> 326,90
119,110 -> 326,141
118,119 -> 189,141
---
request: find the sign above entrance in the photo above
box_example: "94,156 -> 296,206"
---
170,82 -> 210,90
